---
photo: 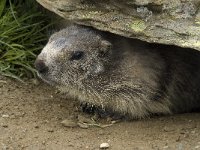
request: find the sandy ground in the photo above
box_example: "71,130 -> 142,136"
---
0,76 -> 200,150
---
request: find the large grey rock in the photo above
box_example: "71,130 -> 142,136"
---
37,0 -> 200,51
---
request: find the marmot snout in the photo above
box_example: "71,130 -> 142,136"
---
35,25 -> 200,118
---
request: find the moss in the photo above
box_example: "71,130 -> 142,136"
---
130,20 -> 147,33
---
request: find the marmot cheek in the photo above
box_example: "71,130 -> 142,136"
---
91,63 -> 104,74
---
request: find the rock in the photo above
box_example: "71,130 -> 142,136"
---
195,145 -> 200,149
37,0 -> 200,51
163,145 -> 169,149
163,126 -> 175,132
47,128 -> 54,132
100,143 -> 110,149
191,130 -> 196,134
61,119 -> 78,127
2,114 -> 9,118
30,79 -> 40,86
0,80 -> 7,84
77,122 -> 89,129
34,125 -> 40,129
1,124 -> 8,128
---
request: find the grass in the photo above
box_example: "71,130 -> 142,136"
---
0,0 -> 52,81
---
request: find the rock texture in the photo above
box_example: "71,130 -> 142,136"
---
36,0 -> 200,50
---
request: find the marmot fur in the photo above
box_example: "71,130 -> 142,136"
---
35,25 -> 200,118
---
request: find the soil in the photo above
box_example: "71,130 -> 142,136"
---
0,76 -> 200,150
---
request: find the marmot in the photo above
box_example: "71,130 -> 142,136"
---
35,25 -> 200,119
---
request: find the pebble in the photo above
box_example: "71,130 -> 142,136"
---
43,140 -> 46,144
1,145 -> 8,150
47,128 -> 54,132
30,79 -> 40,86
0,80 -> 7,83
163,145 -> 169,149
163,126 -> 175,132
2,114 -> 9,118
195,145 -> 200,149
100,143 -> 110,149
61,119 -> 77,127
191,130 -> 196,134
34,125 -> 40,129
1,124 -> 8,128
77,122 -> 89,129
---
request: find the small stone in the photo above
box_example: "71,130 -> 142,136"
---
77,122 -> 89,129
34,125 -> 39,129
0,80 -> 7,83
47,128 -> 54,132
111,120 -> 118,124
163,126 -> 174,132
191,130 -> 196,134
176,136 -> 181,142
2,124 -> 8,128
100,143 -> 110,149
98,130 -> 104,135
163,145 -> 169,149
30,79 -> 40,85
2,145 -> 8,150
2,114 -> 9,118
195,145 -> 200,149
68,144 -> 74,147
61,119 -> 77,127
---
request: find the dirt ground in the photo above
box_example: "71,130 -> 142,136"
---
0,76 -> 200,150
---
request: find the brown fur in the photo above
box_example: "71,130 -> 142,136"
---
35,25 -> 200,118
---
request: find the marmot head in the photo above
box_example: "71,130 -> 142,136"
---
35,25 -> 112,87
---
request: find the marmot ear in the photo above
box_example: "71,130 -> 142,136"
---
99,40 -> 112,57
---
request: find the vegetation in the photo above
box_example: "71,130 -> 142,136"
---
0,0 -> 52,81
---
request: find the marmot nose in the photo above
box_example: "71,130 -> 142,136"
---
34,59 -> 48,73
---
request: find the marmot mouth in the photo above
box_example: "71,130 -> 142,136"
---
37,72 -> 58,86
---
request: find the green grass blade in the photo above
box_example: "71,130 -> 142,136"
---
0,0 -> 6,17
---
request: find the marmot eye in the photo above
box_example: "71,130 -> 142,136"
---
70,51 -> 84,61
